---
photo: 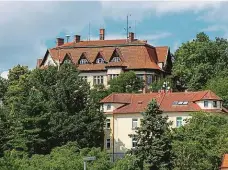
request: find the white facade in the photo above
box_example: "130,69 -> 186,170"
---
196,100 -> 222,110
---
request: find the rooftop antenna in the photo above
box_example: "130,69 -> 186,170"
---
66,35 -> 70,43
88,22 -> 91,41
124,14 -> 131,42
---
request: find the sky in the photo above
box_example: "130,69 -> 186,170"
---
0,1 -> 228,78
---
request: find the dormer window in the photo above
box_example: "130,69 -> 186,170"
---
111,57 -> 121,62
79,59 -> 88,64
96,58 -> 105,64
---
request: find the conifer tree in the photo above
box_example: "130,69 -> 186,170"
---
130,99 -> 173,170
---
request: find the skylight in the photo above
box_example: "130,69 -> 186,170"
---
173,101 -> 189,105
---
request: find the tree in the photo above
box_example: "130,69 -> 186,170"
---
108,71 -> 144,93
5,64 -> 105,155
112,155 -> 141,170
129,99 -> 173,170
0,77 -> 8,100
172,112 -> 228,170
173,32 -> 228,91
149,76 -> 176,92
205,76 -> 228,108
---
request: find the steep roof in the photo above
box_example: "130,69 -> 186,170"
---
39,38 -> 169,72
100,90 -> 226,114
221,154 -> 228,169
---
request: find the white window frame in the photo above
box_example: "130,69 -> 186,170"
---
136,74 -> 144,81
176,117 -> 183,127
107,104 -> 111,110
132,137 -> 137,148
132,118 -> 138,130
106,139 -> 111,149
111,57 -> 121,62
110,74 -> 119,80
96,58 -> 105,64
106,119 -> 110,129
93,76 -> 104,85
80,76 -> 87,82
79,58 -> 88,64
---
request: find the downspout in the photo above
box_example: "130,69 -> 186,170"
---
112,111 -> 115,162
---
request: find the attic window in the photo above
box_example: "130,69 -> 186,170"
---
96,58 -> 105,64
79,59 -> 88,64
173,101 -> 188,105
111,57 -> 121,62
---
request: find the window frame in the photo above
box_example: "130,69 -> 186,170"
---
132,137 -> 137,148
79,58 -> 88,64
132,118 -> 138,130
96,58 -> 105,64
111,57 -> 121,62
213,101 -> 217,108
176,117 -> 183,127
107,104 -> 111,110
93,76 -> 104,85
106,138 -> 111,149
204,100 -> 209,108
106,119 -> 110,129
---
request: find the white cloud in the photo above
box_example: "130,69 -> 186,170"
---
0,1 -> 104,70
0,71 -> 9,79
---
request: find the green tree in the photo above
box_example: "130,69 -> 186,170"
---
173,32 -> 228,91
172,112 -> 228,170
108,71 -> 144,93
112,155 -> 141,170
130,99 -> 173,170
0,77 -> 8,100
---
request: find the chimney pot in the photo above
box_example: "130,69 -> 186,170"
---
129,32 -> 134,42
56,38 -> 64,46
100,28 -> 105,40
74,35 -> 81,43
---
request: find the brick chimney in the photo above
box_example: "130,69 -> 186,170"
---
100,28 -> 105,40
56,38 -> 64,46
129,32 -> 134,42
74,35 -> 81,43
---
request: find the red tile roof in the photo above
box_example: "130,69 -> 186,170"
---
221,154 -> 228,169
39,38 -> 169,72
100,90 -> 227,114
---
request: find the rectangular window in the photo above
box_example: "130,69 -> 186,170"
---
146,75 -> 153,85
93,76 -> 104,85
132,119 -> 138,129
107,104 -> 111,110
110,74 -> 119,80
80,76 -> 87,82
213,101 -> 217,107
204,101 -> 208,107
176,117 -> 183,127
136,74 -> 144,81
106,119 -> 110,129
106,139 -> 110,149
132,137 -> 137,148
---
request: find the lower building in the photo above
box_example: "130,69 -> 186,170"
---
100,90 -> 228,157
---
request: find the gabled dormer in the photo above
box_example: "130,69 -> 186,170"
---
62,53 -> 73,64
94,51 -> 106,64
78,52 -> 89,65
109,48 -> 122,62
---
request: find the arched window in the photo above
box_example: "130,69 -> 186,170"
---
79,58 -> 88,64
111,57 -> 121,62
96,58 -> 105,64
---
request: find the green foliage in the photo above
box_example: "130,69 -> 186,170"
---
108,71 -> 144,93
205,76 -> 228,108
0,143 -> 113,170
172,112 -> 228,170
4,64 -> 105,155
149,76 -> 176,92
173,32 -> 228,91
0,77 -> 7,100
112,155 -> 141,170
130,99 -> 173,170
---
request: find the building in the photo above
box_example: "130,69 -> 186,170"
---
221,154 -> 228,170
100,90 -> 228,157
37,29 -> 173,92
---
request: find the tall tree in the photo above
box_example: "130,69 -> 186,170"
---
108,71 -> 144,93
129,99 -> 173,170
172,112 -> 228,170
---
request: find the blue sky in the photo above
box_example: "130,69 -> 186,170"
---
0,1 -> 227,78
